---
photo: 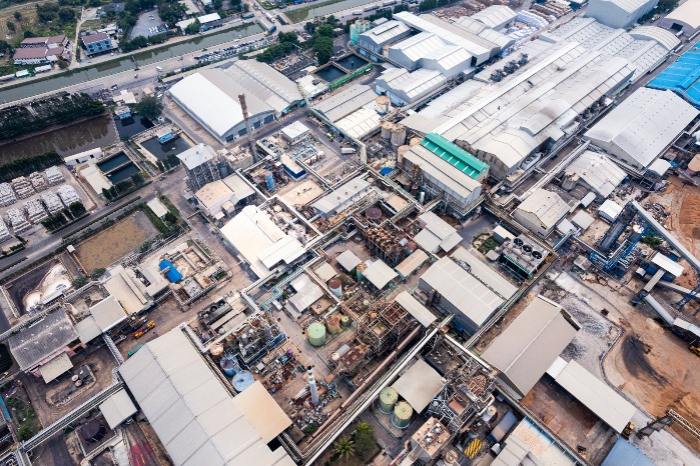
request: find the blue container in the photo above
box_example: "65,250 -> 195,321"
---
220,356 -> 240,377
233,371 -> 255,392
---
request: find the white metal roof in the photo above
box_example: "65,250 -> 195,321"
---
198,12 -> 221,23
39,352 -> 73,383
598,199 -> 623,220
287,274 -> 324,314
177,143 -> 217,170
395,249 -> 429,278
220,205 -> 305,279
420,256 -> 504,328
359,20 -> 411,47
647,158 -> 672,176
337,250 -> 362,272
8,309 -> 78,371
224,61 -> 302,114
395,291 -> 436,327
403,145 -> 482,197
470,5 -> 516,29
335,107 -> 381,139
389,32 -> 447,65
547,358 -> 636,433
570,210 -> 595,230
391,358 -> 443,412
414,229 -> 442,254
222,173 -> 256,205
585,88 -> 699,168
417,211 -> 462,253
147,198 -> 169,218
377,68 -> 447,102
311,177 -> 370,215
629,25 -> 680,51
313,84 -> 377,122
75,316 -> 101,344
99,389 -> 138,429
281,121 -> 310,141
651,252 -> 684,278
313,262 -> 336,282
564,150 -> 626,197
119,330 -> 294,466
90,295 -> 128,333
516,189 -> 570,230
363,259 -> 398,289
662,0 -> 700,30
451,247 -> 517,299
481,296 -> 580,396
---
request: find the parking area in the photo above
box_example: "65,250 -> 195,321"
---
129,10 -> 167,39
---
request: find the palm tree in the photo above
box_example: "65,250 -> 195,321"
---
334,436 -> 355,462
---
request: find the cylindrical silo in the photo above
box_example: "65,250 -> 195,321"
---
392,401 -> 413,429
376,95 -> 391,115
220,355 -> 241,377
326,315 -> 341,334
307,322 -> 327,346
687,154 -> 700,176
356,262 -> 367,281
391,124 -> 407,147
232,370 -> 255,392
381,121 -> 394,139
378,387 -> 398,414
328,277 -> 342,298
340,315 -> 351,328
210,343 -> 224,357
397,145 -> 409,166
482,405 -> 497,422
331,343 -> 351,362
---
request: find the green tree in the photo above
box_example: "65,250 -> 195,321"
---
167,153 -> 180,167
90,268 -> 106,279
313,35 -> 333,66
109,186 -> 118,198
102,187 -> 113,200
115,179 -> 133,192
13,12 -> 21,20
131,172 -> 144,186
135,96 -> 163,120
58,7 -> 76,22
17,425 -> 34,441
278,31 -> 298,44
164,211 -> 177,223
333,436 -> 355,462
354,422 -> 377,460
68,201 -> 86,217
156,160 -> 165,172
316,23 -> 334,37
185,19 -> 200,34
6,21 -> 15,33
72,275 -> 89,288
0,40 -> 10,54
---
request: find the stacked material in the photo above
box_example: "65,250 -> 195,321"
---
24,199 -> 49,224
29,172 -> 48,191
57,185 -> 81,206
6,208 -> 30,233
44,166 -> 65,186
41,191 -> 64,214
0,218 -> 10,242
0,183 -> 17,207
11,177 -> 35,199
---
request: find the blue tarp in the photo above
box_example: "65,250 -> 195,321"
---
159,260 -> 183,283
379,167 -> 394,175
601,439 -> 654,466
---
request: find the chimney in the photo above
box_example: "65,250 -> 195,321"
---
307,366 -> 319,405
238,93 -> 257,161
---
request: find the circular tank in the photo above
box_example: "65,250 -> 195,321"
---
381,121 -> 394,139
378,387 -> 399,414
233,370 -> 255,393
81,420 -> 106,443
220,356 -> 240,377
307,322 -> 327,346
376,95 -> 391,115
391,124 -> 407,147
340,316 -> 351,328
688,154 -> 700,176
482,405 -> 497,422
391,401 -> 413,429
331,343 -> 351,361
366,207 -> 382,221
356,262 -> 367,281
210,344 -> 224,357
326,315 -> 341,334
328,278 -> 342,298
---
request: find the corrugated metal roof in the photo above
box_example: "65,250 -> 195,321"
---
177,143 -> 217,170
516,189 -> 570,230
602,439 -> 654,466
335,107 -> 381,139
99,389 -> 137,429
403,145 -> 482,197
39,352 -> 73,383
363,259 -> 398,289
420,133 -> 488,179
312,177 -> 370,215
662,0 -> 700,30
90,295 -> 127,333
451,247 -> 517,299
8,309 -> 78,371
119,330 -> 294,466
470,5 -> 516,29
481,296 -> 579,396
359,20 -> 411,47
75,316 -> 101,344
564,150 -> 626,197
224,60 -> 302,114
389,32 -> 446,64
337,250 -> 362,272
651,252 -> 684,278
378,68 -> 447,101
313,84 -> 377,122
391,359 -> 443,411
395,291 -> 436,327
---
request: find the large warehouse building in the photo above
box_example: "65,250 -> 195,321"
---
585,0 -> 657,29
169,62 -> 302,143
584,88 -> 699,171
658,0 -> 700,36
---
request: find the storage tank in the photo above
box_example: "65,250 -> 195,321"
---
482,405 -> 497,422
356,262 -> 367,281
328,277 -> 342,298
391,124 -> 407,147
392,401 -> 413,428
378,387 -> 399,414
232,370 -> 255,392
687,154 -> 700,176
265,171 -> 275,192
365,207 -> 382,222
220,355 -> 241,377
326,314 -> 341,334
340,315 -> 351,328
381,121 -> 394,139
307,322 -> 327,346
409,137 -> 421,146
81,420 -> 106,443
331,343 -> 351,362
376,95 -> 391,115
210,343 -> 224,357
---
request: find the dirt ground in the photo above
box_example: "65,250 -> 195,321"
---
4,258 -> 59,314
75,211 -> 158,272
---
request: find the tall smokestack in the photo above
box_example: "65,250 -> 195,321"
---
238,93 -> 257,160
307,366 -> 319,405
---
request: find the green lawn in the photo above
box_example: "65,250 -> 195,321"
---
285,0 -> 345,23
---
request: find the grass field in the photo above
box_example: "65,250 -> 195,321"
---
285,0 -> 345,22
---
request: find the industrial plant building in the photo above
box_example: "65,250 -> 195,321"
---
177,144 -> 221,190
194,174 -> 256,219
169,62 -> 301,143
561,150 -> 627,198
375,68 -> 447,106
513,188 -> 570,238
659,0 -> 700,36
584,88 -> 699,171
585,0 -> 657,29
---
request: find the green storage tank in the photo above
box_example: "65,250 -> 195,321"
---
307,322 -> 327,347
392,401 -> 413,429
378,387 -> 398,414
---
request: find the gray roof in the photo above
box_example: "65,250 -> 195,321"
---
515,188 -> 570,230
481,296 -> 580,396
177,143 -> 217,170
337,250 -> 362,272
395,291 -> 436,327
392,358 -> 444,412
99,389 -> 138,429
564,150 -> 626,198
450,247 -> 517,299
90,295 -> 127,333
312,84 -> 377,122
224,61 -> 302,114
119,329 -> 294,466
8,309 -> 78,371
311,177 -> 370,215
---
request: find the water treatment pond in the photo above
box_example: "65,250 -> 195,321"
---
336,55 -> 367,71
115,116 -> 154,139
315,64 -> 346,83
141,135 -> 191,159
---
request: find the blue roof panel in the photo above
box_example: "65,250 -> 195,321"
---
601,439 -> 654,466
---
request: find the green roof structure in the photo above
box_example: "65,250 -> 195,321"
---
420,133 -> 489,180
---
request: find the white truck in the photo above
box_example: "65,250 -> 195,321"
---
341,147 -> 357,154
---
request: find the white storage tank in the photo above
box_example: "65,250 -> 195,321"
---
381,121 -> 394,139
391,124 -> 407,146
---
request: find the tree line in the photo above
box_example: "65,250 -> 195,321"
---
41,201 -> 87,231
0,152 -> 63,183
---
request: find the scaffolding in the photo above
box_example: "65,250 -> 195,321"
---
364,226 -> 404,266
357,300 -> 416,356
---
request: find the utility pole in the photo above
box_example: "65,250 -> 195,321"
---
238,93 -> 257,161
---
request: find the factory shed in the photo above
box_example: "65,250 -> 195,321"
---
450,247 -> 516,300
287,274 -> 323,317
395,291 -> 436,327
585,88 -> 699,169
39,353 -> 73,383
395,250 -> 429,279
335,107 -> 382,139
470,5 -> 516,30
598,199 -> 623,222
418,256 -> 504,334
311,177 -> 371,218
514,189 -> 570,238
313,84 -> 377,122
659,0 -> 700,36
119,330 -> 294,466
392,358 -> 444,412
99,389 -> 137,429
147,198 -> 169,219
601,439 -> 654,466
223,60 -> 302,115
90,295 -> 128,332
75,317 -> 101,345
8,309 -> 78,372
650,252 -> 684,278
546,358 -> 636,433
481,296 -> 580,397
337,250 -> 362,272
563,150 -> 626,198
420,133 -> 489,181
220,205 -> 305,279
415,211 -> 462,254
570,211 -> 595,231
103,266 -> 151,314
585,0 -> 657,29
363,260 -> 398,289
375,68 -> 447,106
314,262 -> 336,282
358,20 -> 412,53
